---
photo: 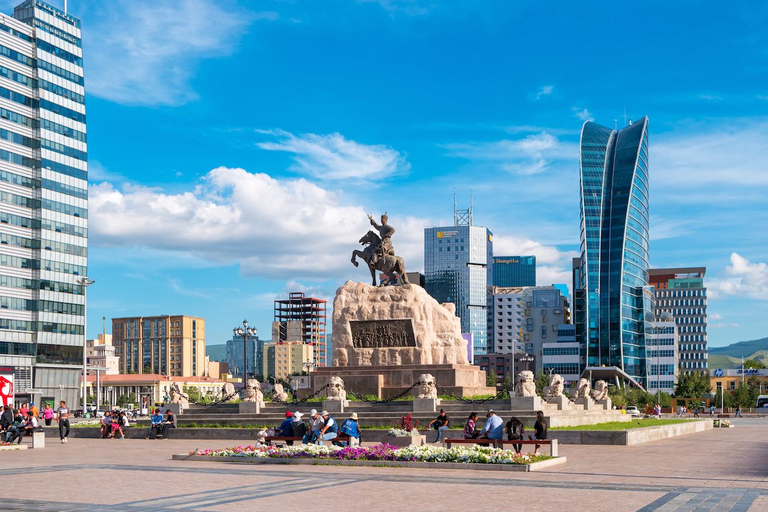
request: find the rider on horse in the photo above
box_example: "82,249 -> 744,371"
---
367,212 -> 395,266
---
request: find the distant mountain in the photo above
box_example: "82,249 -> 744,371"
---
710,338 -> 768,358
206,344 -> 227,362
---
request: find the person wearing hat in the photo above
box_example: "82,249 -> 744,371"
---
339,412 -> 361,447
316,410 -> 338,446
304,409 -> 324,444
478,409 -> 503,440
276,411 -> 294,437
292,411 -> 309,440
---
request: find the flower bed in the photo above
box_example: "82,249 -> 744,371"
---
190,443 -> 551,465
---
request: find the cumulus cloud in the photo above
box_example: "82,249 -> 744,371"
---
256,129 -> 411,181
443,131 -> 577,176
89,167 -> 426,280
535,85 -> 554,100
709,253 -> 768,300
84,0 -> 257,106
492,233 -> 578,290
572,107 -> 594,122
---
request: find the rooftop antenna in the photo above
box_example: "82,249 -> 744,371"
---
454,192 -> 473,226
623,107 -> 627,128
64,0 -> 67,13
614,118 -> 618,130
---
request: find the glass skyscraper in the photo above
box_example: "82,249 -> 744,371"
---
492,255 -> 535,287
424,225 -> 493,355
575,117 -> 651,387
0,1 -> 87,407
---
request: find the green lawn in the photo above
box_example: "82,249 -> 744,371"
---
551,418 -> 695,431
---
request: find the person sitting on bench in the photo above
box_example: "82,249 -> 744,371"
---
463,412 -> 480,439
276,411 -> 294,436
505,417 -> 525,454
478,409 -> 504,440
147,409 -> 164,439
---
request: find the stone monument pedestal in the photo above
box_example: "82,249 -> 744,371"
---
165,403 -> 187,415
313,364 -> 494,399
322,400 -> 349,414
595,398 -> 612,410
238,402 -> 261,414
574,396 -> 595,410
546,395 -> 571,410
510,396 -> 544,410
413,397 -> 441,412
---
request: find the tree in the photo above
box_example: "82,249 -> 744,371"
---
744,359 -> 767,370
486,369 -> 498,388
674,371 -> 711,398
535,371 -> 549,396
502,374 -> 514,393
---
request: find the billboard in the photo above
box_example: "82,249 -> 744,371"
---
0,368 -> 13,407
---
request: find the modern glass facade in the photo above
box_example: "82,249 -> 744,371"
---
493,255 -> 535,287
0,1 -> 87,407
575,118 -> 652,387
424,225 -> 493,354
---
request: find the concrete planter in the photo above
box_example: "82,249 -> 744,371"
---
384,434 -> 426,447
172,453 -> 567,472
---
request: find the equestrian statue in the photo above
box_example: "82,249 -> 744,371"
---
351,212 -> 410,286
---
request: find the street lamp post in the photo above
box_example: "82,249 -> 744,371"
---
233,320 -> 257,385
77,277 -> 95,415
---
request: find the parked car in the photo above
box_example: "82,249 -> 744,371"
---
625,406 -> 641,417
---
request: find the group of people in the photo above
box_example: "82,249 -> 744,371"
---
98,409 -> 133,439
1,400 -> 72,444
274,409 -> 361,446
145,409 -> 177,439
461,409 -> 548,455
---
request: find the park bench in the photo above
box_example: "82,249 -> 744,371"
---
265,434 -> 350,446
495,439 -> 559,457
444,438 -> 496,448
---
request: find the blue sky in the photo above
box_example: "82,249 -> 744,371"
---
38,0 -> 768,347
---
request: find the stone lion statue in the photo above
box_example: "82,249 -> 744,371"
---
591,380 -> 608,401
416,373 -> 438,399
515,370 -> 537,397
325,376 -> 347,401
542,374 -> 564,398
169,382 -> 187,404
222,382 -> 237,402
571,378 -> 591,399
273,383 -> 289,402
242,379 -> 264,406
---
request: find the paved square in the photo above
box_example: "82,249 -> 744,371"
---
1,418 -> 765,511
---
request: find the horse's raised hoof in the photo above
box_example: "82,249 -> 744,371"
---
351,260 -> 359,267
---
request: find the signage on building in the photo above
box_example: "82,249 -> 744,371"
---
494,258 -> 520,264
0,371 -> 13,407
737,368 -> 765,375
436,231 -> 459,239
714,368 -> 724,377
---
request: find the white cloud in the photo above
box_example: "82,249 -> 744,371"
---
89,167 -> 426,280
492,233 -> 577,289
654,121 -> 768,186
572,107 -> 594,122
256,129 -> 411,181
356,0 -> 434,16
535,85 -> 554,100
443,131 -> 577,175
84,0 -> 256,106
709,313 -> 723,320
709,253 -> 768,300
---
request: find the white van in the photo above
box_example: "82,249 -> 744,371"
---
756,395 -> 768,409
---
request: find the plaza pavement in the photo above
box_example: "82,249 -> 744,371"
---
0,418 -> 765,511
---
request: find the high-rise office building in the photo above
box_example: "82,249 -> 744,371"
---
493,256 -> 535,287
262,340 -> 314,380
542,324 -> 581,384
424,202 -> 493,355
225,334 -> 260,379
113,315 -> 206,377
491,285 -> 569,373
574,117 -> 653,388
649,267 -> 708,373
273,292 -> 327,367
0,1 -> 88,407
645,315 -> 679,395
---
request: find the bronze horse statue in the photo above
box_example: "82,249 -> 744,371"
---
351,230 -> 409,286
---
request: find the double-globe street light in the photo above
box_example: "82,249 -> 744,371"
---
233,320 -> 257,386
77,277 -> 95,415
